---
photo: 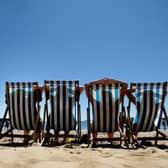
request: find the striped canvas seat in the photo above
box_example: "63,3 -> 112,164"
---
132,83 -> 166,132
45,80 -> 79,132
7,82 -> 39,130
90,84 -> 120,132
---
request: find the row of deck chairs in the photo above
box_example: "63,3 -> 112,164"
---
0,78 -> 168,148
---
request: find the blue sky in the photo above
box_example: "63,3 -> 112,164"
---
0,0 -> 168,119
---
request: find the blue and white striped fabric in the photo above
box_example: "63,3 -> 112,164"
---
133,83 -> 165,132
8,82 -> 37,130
46,80 -> 79,132
90,84 -> 120,132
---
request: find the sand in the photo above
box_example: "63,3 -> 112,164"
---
0,130 -> 168,168
0,141 -> 168,168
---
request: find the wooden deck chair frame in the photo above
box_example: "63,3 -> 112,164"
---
127,82 -> 168,146
0,82 -> 42,145
42,80 -> 82,146
85,78 -> 128,147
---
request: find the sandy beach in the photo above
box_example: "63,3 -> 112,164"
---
0,140 -> 168,168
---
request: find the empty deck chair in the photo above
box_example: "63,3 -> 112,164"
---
42,80 -> 83,146
85,78 -> 128,147
127,82 -> 168,145
0,82 -> 42,145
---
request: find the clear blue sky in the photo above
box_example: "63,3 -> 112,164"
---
0,0 -> 168,119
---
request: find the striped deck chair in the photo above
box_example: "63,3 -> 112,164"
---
0,82 -> 42,145
42,80 -> 82,146
85,78 -> 128,147
127,82 -> 168,145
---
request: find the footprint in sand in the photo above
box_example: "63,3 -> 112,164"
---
151,149 -> 157,153
122,163 -> 134,168
69,151 -> 74,154
101,153 -> 113,158
97,150 -> 112,158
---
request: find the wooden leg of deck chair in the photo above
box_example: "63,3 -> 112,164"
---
87,107 -> 91,147
38,120 -> 42,143
42,132 -> 50,146
129,118 -> 137,148
39,129 -> 42,143
133,133 -> 138,146
37,123 -> 42,143
155,129 -> 160,145
119,126 -> 126,147
108,132 -> 113,144
92,132 -> 97,147
11,130 -> 14,144
0,107 -> 10,140
54,130 -> 59,144
24,130 -> 30,145
63,131 -> 69,144
34,128 -> 41,143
